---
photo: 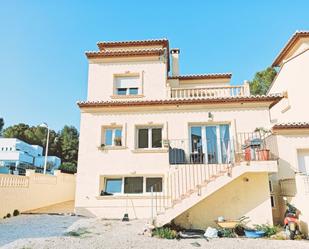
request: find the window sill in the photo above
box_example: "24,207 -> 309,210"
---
131,148 -> 168,153
98,146 -> 127,151
110,95 -> 144,99
96,194 -> 166,200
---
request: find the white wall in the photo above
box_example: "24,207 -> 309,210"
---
87,59 -> 167,101
269,50 -> 309,123
75,104 -> 272,216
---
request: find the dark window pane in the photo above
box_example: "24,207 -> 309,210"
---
124,177 -> 143,193
191,127 -> 202,153
146,178 -> 162,192
129,88 -> 138,95
117,88 -> 127,95
105,179 -> 122,193
138,129 -> 148,148
105,129 -> 113,146
114,129 -> 122,146
152,128 -> 162,148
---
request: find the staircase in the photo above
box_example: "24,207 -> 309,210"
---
151,161 -> 277,227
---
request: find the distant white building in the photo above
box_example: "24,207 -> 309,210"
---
0,138 -> 61,174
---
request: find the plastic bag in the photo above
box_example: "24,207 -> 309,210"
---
204,227 -> 218,238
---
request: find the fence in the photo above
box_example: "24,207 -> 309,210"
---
0,170 -> 75,218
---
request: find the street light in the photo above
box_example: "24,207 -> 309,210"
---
39,123 -> 49,174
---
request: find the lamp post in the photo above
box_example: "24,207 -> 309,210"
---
39,123 -> 49,174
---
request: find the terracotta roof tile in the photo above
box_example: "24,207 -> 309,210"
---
272,122 -> 309,130
168,73 -> 232,80
77,94 -> 282,109
85,48 -> 166,59
97,38 -> 169,50
272,31 -> 309,67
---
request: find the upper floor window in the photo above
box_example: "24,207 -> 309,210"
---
137,127 -> 162,149
114,75 -> 140,96
103,127 -> 122,147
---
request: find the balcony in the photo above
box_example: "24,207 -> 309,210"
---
168,84 -> 250,99
168,132 -> 275,165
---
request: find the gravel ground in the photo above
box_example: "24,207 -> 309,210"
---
1,215 -> 309,249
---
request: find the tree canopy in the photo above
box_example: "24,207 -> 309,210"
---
0,118 -> 4,135
249,67 -> 277,95
2,123 -> 79,172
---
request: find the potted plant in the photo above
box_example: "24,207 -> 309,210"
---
254,127 -> 271,161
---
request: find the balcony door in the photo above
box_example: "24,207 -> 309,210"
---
190,124 -> 230,164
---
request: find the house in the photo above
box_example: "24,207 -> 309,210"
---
267,31 -> 309,235
76,38 -> 284,229
0,138 -> 61,175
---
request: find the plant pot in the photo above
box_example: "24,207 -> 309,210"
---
257,149 -> 270,161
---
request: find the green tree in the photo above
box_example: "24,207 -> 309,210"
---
249,67 -> 277,95
0,118 -> 4,135
58,162 -> 77,174
2,123 -> 78,169
59,126 -> 79,165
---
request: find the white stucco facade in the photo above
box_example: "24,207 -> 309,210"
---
76,38 -> 280,228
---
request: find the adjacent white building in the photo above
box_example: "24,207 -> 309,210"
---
0,138 -> 61,174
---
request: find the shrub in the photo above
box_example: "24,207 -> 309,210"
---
13,209 -> 20,216
6,213 -> 11,218
218,228 -> 236,238
64,228 -> 91,237
152,227 -> 177,239
254,224 -> 281,237
59,162 -> 77,174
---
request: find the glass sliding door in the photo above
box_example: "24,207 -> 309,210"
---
206,126 -> 218,164
190,124 -> 231,164
220,124 -> 230,163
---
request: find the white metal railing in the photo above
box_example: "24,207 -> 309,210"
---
150,163 -> 231,218
168,85 -> 250,99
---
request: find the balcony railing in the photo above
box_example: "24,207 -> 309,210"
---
168,132 -> 275,165
168,84 -> 250,99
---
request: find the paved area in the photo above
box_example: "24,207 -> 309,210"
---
1,215 -> 309,249
0,214 -> 80,247
23,201 -> 75,214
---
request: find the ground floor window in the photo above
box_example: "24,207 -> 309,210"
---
124,177 -> 143,193
105,178 -> 122,193
146,177 -> 162,192
102,176 -> 163,195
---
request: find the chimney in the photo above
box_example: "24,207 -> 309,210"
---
170,48 -> 180,76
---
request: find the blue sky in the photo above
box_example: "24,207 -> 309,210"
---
1,1 -> 309,131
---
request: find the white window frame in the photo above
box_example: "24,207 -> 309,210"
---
189,123 -> 231,164
136,127 -> 163,149
101,176 -> 163,195
114,74 -> 142,96
102,126 -> 123,147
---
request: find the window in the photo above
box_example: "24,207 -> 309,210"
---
269,180 -> 273,192
115,76 -> 140,96
105,178 -> 122,193
103,127 -> 122,146
146,177 -> 162,192
117,88 -> 127,95
124,177 -> 143,194
270,195 -> 276,208
137,127 -> 162,149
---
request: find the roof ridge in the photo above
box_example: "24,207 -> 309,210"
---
272,30 -> 309,67
97,38 -> 168,45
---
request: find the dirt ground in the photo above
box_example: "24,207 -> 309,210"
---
1,215 -> 309,249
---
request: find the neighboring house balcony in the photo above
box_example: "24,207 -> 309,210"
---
167,83 -> 250,100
